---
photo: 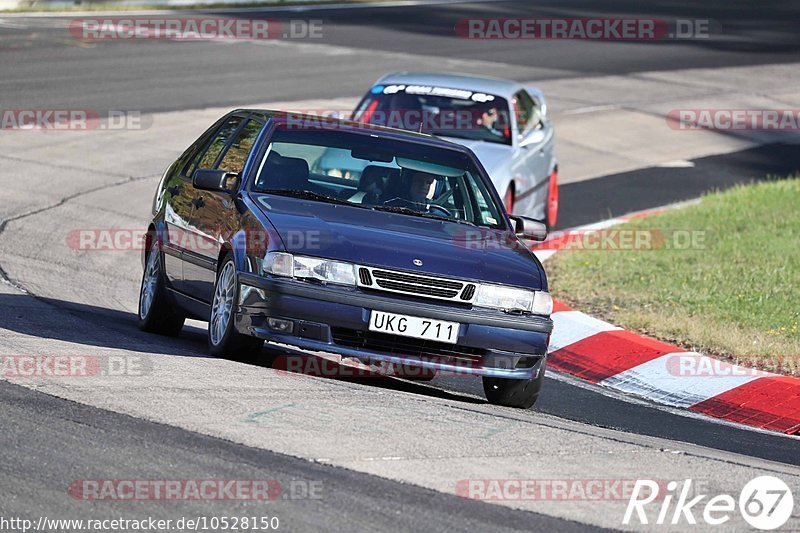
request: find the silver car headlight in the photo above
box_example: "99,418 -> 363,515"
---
474,284 -> 552,315
262,252 -> 356,286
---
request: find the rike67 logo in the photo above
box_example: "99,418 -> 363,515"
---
624,476 -> 795,529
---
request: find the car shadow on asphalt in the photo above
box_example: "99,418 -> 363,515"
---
1,291 -> 212,358
318,372 -> 486,405
0,291 -> 488,405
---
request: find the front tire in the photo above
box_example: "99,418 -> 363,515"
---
503,184 -> 515,214
483,365 -> 545,409
208,254 -> 264,361
138,239 -> 185,336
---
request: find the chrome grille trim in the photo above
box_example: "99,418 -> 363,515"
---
356,266 -> 476,303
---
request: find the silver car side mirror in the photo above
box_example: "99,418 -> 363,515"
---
519,128 -> 546,148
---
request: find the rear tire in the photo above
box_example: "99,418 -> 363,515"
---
483,366 -> 545,409
138,239 -> 185,336
208,254 -> 264,361
545,169 -> 559,230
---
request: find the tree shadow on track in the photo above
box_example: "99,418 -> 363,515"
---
558,143 -> 800,229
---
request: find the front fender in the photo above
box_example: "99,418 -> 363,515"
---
225,205 -> 283,278
142,217 -> 170,270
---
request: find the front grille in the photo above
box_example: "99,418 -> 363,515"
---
372,270 -> 463,290
460,284 -> 476,301
375,280 -> 459,299
357,266 -> 475,303
358,267 -> 373,286
331,327 -> 485,363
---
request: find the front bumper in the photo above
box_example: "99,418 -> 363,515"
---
236,273 -> 552,380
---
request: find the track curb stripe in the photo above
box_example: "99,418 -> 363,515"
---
542,205 -> 800,435
689,377 -> 800,434
549,330 -> 678,383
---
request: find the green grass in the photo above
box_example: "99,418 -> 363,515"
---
547,177 -> 800,375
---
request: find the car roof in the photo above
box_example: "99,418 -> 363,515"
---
374,72 -> 524,99
232,109 -> 478,156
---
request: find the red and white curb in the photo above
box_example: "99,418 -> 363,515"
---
536,206 -> 800,435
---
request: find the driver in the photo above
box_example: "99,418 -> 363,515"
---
407,170 -> 436,207
382,169 -> 437,211
478,106 -> 509,141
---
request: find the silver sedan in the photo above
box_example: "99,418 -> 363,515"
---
348,72 -> 559,228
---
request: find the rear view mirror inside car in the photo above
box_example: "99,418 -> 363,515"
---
351,147 -> 395,163
396,157 -> 463,177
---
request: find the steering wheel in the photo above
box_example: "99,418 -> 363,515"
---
428,204 -> 454,218
383,197 -> 454,219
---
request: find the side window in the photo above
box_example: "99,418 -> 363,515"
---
465,172 -> 501,226
180,138 -> 211,178
513,90 -> 536,135
196,116 -> 245,171
448,176 -> 474,222
181,117 -> 243,178
218,120 -> 263,174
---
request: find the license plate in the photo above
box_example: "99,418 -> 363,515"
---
368,310 -> 460,344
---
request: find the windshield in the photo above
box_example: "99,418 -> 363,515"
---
252,127 -> 505,229
352,85 -> 512,145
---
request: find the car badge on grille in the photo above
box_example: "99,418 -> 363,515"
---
412,259 -> 423,267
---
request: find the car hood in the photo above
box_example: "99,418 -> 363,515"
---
253,194 -> 543,289
439,137 -> 512,176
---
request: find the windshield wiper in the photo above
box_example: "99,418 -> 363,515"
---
372,205 -> 477,226
427,129 -> 507,145
259,189 -> 358,207
426,129 -> 471,139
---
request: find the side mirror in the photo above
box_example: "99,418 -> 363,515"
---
192,169 -> 239,193
519,128 -> 546,149
509,215 -> 547,242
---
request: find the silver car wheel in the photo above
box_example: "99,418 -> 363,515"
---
210,261 -> 236,346
139,242 -> 160,319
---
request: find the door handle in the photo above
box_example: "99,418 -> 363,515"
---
191,197 -> 205,208
167,185 -> 181,196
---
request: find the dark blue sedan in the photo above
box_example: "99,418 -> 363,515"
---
138,110 -> 553,408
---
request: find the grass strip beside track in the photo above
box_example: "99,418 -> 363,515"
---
548,176 -> 800,375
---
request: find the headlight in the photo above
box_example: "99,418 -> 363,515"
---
531,290 -> 553,315
474,284 -> 552,315
262,252 -> 356,286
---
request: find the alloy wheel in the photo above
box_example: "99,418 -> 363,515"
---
210,262 -> 236,346
139,242 -> 160,319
